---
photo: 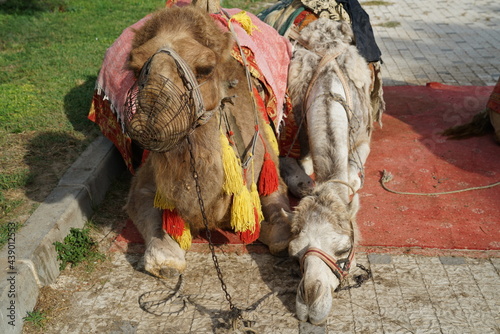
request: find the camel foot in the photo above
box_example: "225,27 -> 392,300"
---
144,236 -> 186,279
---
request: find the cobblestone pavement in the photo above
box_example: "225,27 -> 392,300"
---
26,1 -> 500,333
41,250 -> 500,333
366,0 -> 499,86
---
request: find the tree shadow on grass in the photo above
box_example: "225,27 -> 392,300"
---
21,75 -> 100,203
0,0 -> 69,15
64,75 -> 99,134
24,131 -> 90,203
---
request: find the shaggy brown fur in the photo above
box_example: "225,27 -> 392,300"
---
124,6 -> 292,277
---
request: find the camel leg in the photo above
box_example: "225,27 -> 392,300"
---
259,190 -> 293,256
125,163 -> 186,278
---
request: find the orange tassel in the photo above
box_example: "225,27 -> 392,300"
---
258,152 -> 279,196
239,207 -> 261,243
162,209 -> 185,237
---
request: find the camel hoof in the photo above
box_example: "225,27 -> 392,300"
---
144,236 -> 186,279
159,267 -> 180,279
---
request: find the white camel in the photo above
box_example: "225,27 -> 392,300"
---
285,19 -> 376,324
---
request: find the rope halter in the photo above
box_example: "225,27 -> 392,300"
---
300,246 -> 355,281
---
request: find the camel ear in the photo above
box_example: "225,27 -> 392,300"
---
214,31 -> 235,63
128,44 -> 151,75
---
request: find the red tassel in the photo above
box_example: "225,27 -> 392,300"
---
258,152 -> 279,196
162,209 -> 185,237
238,207 -> 261,243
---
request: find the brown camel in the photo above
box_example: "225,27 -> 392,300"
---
123,6 -> 293,278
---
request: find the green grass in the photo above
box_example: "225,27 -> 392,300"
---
0,0 -> 272,248
0,0 -> 165,241
53,226 -> 105,271
23,310 -> 48,329
376,21 -> 401,28
221,0 -> 270,12
0,222 -> 21,247
361,1 -> 393,6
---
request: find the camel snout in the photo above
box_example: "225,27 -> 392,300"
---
296,278 -> 333,325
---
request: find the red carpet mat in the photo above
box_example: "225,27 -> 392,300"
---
111,84 -> 499,255
358,83 -> 499,252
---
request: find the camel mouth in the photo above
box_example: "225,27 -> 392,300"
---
296,278 -> 337,325
125,76 -> 195,152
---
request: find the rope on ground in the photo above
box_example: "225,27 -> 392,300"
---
380,169 -> 500,196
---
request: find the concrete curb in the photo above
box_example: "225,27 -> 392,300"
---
0,135 -> 125,333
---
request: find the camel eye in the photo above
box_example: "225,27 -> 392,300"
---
335,247 -> 351,257
195,65 -> 214,79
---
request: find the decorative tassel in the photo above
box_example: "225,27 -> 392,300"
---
250,181 -> 264,223
258,152 -> 279,196
162,209 -> 192,250
230,185 -> 255,233
251,87 -> 279,156
263,122 -> 279,156
154,191 -> 176,210
173,225 -> 192,250
220,131 -> 244,194
238,207 -> 261,243
162,209 -> 185,237
230,11 -> 260,35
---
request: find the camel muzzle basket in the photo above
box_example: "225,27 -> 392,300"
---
124,47 -> 205,153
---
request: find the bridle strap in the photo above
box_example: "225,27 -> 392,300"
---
300,246 -> 354,280
326,179 -> 356,203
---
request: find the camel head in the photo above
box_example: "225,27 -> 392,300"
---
288,182 -> 359,325
125,6 -> 234,152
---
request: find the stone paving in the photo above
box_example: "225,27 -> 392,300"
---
23,1 -> 500,333
42,250 -> 500,333
365,0 -> 500,86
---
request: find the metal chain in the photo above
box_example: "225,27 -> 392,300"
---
186,135 -> 243,323
337,263 -> 372,291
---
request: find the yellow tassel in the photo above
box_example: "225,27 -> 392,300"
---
263,122 -> 279,156
154,191 -> 176,210
250,182 -> 264,223
173,224 -> 192,250
249,157 -> 264,223
220,131 -> 244,194
230,11 -> 260,36
230,185 -> 255,233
